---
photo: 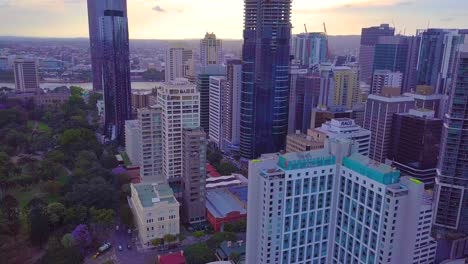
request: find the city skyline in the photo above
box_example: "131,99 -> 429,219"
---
1,0 -> 467,39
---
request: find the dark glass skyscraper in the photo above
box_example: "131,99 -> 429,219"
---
359,24 -> 395,84
87,0 -> 132,142
433,46 -> 468,262
240,0 -> 292,159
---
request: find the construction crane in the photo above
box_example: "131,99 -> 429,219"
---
323,22 -> 331,61
304,24 -> 308,34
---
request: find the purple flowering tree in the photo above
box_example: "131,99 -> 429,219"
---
71,224 -> 92,248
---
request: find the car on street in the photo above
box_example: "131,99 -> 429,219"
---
118,245 -> 123,251
127,244 -> 132,250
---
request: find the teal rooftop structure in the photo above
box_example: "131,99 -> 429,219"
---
133,183 -> 177,208
278,149 -> 336,170
343,153 -> 400,184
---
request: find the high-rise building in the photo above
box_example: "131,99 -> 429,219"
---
333,66 -> 360,109
196,65 -> 226,136
87,0 -> 132,142
165,46 -> 194,82
0,57 -> 10,71
433,45 -> 468,262
289,73 -> 321,134
371,70 -> 403,95
416,28 -> 464,95
390,109 -> 442,186
13,58 -> 39,93
359,24 -> 395,84
240,0 -> 292,159
182,127 -> 207,225
124,119 -> 140,166
332,155 -> 437,264
246,144 -> 437,264
403,85 -> 444,116
311,118 -> 372,156
372,35 -> 420,93
131,90 -> 152,114
200,33 -> 222,66
363,94 -> 414,162
317,64 -> 335,108
137,107 -> 164,182
208,76 -> 226,148
158,79 -> 200,183
291,32 -> 328,67
222,59 -> 242,152
246,148 -> 337,264
87,0 -> 127,92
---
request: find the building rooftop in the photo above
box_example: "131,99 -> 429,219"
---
367,94 -> 414,103
216,241 -> 246,260
206,188 -> 247,219
158,252 -> 186,264
133,183 -> 177,208
343,153 -> 400,185
228,186 -> 248,204
278,149 -> 336,170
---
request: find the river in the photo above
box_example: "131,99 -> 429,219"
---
0,82 -> 161,91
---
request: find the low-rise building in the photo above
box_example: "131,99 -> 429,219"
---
215,241 -> 246,263
286,132 -> 325,153
206,186 -> 247,231
130,183 -> 180,247
158,251 -> 186,264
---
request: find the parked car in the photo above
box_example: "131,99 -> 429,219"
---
118,245 -> 123,251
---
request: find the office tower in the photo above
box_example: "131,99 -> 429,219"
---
359,24 -> 395,84
13,58 -> 40,93
87,0 -> 127,91
332,154 -> 437,264
417,29 -> 464,94
87,0 -> 132,141
317,64 -> 335,108
373,36 -> 409,76
289,73 -> 321,134
200,33 -> 222,66
222,59 -> 242,153
182,128 -> 207,225
165,46 -> 194,82
404,85 -> 444,116
351,103 -> 366,127
286,131 -> 325,153
246,144 -> 437,264
208,76 -> 226,148
196,65 -> 226,135
124,119 -> 140,166
311,118 -> 372,156
288,64 -> 309,134
158,79 -> 200,183
137,107 -> 163,182
333,66 -> 359,109
240,0 -> 292,159
363,94 -> 414,162
371,70 -> 403,95
433,45 -> 468,262
390,109 -> 442,186
291,32 -> 328,67
310,106 -> 352,129
246,149 -> 337,264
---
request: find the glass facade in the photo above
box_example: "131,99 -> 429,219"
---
240,0 -> 292,159
434,50 -> 468,240
89,0 -> 132,142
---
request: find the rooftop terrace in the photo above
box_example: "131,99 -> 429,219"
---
278,149 -> 336,170
134,183 -> 177,208
343,153 -> 400,185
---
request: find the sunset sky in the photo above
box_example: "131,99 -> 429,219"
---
0,0 -> 467,39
